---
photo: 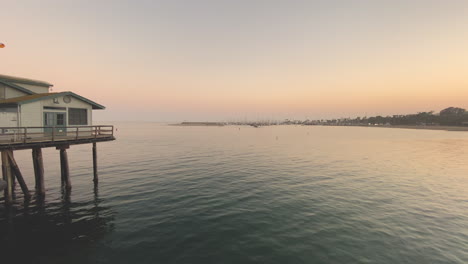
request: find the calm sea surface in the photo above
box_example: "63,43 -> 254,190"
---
1,123 -> 468,263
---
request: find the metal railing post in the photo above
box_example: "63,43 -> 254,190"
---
52,126 -> 55,142
23,128 -> 27,143
76,127 -> 79,140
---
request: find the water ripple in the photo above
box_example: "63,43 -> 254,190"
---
1,124 -> 468,263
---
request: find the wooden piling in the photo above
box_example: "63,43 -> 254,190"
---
7,151 -> 30,199
32,148 -> 45,195
59,148 -> 71,191
1,150 -> 13,203
0,125 -> 114,202
93,142 -> 98,183
0,179 -> 6,192
10,151 -> 16,187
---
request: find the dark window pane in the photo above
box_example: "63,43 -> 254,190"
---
69,108 -> 88,125
56,114 -> 65,125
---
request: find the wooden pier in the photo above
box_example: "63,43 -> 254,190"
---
0,125 -> 115,203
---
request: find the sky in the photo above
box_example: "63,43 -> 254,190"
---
1,0 -> 468,121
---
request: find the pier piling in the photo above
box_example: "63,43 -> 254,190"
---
59,147 -> 71,191
1,150 -> 13,203
93,142 -> 98,183
7,151 -> 30,199
10,151 -> 16,187
32,148 -> 45,196
0,125 -> 114,203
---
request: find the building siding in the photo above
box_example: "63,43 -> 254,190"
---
11,83 -> 49,94
0,84 -> 5,99
5,86 -> 28,99
20,102 -> 42,127
1,94 -> 95,127
41,95 -> 93,126
0,108 -> 18,127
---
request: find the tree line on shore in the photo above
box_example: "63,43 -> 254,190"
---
306,107 -> 468,126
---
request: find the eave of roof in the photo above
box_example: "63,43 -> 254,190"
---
0,92 -> 105,110
0,93 -> 57,104
0,80 -> 35,95
0,74 -> 53,87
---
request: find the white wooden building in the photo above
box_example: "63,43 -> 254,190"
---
0,75 -> 115,203
0,74 -> 104,128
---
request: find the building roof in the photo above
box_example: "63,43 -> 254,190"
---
0,74 -> 53,87
0,93 -> 57,104
0,92 -> 105,109
0,80 -> 35,95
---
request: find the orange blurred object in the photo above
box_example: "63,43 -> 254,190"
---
0,43 -> 5,48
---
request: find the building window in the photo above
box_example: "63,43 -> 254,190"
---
56,113 -> 65,126
69,108 -> 88,125
44,112 -> 54,126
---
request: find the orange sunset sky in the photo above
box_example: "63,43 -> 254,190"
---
1,0 -> 468,121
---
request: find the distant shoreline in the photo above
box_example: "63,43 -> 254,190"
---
313,125 -> 468,131
363,125 -> 468,131
173,122 -> 225,127
173,122 -> 468,131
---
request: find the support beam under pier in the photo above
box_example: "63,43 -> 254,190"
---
1,150 -> 13,203
7,151 -> 30,199
59,147 -> 71,191
93,142 -> 98,183
10,151 -> 16,187
32,147 -> 45,196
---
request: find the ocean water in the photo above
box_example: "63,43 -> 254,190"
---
1,123 -> 468,263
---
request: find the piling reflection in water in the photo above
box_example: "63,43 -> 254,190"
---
0,185 -> 115,262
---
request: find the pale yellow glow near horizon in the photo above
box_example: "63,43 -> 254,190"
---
1,1 -> 468,121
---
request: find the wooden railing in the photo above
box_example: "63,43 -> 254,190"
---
0,125 -> 114,144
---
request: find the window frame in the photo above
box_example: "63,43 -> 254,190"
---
68,108 -> 88,125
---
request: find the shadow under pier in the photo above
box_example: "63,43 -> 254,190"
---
0,185 -> 115,263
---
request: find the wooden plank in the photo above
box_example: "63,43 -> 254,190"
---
32,147 -> 45,195
60,148 -> 71,191
93,142 -> 98,183
7,150 -> 30,199
1,150 -> 13,203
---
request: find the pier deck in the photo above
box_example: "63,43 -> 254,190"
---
0,125 -> 115,203
0,125 -> 115,150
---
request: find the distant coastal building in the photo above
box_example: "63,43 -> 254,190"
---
0,74 -> 104,127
